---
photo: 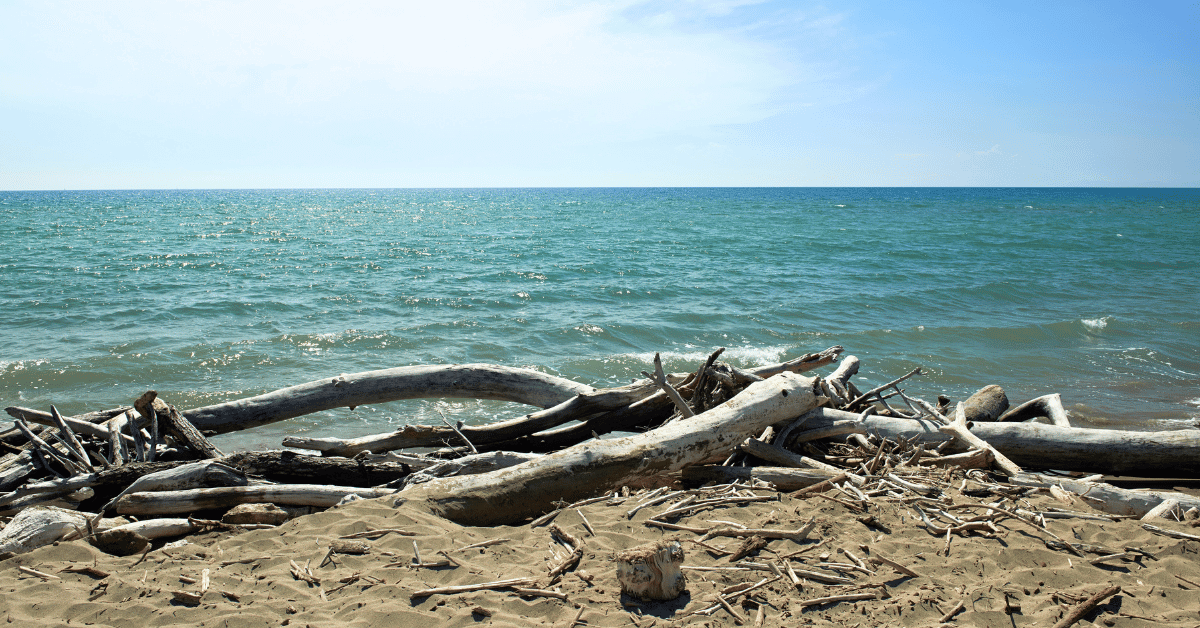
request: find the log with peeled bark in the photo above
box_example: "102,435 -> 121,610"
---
182,364 -> 597,435
114,484 -> 397,516
397,372 -> 822,526
799,407 -> 1200,477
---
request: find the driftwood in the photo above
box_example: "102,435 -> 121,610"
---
220,450 -> 415,486
284,348 -> 842,456
682,465 -> 849,491
103,460 -> 251,512
399,372 -> 822,526
616,540 -> 686,600
1009,473 -> 1200,518
0,507 -> 90,555
136,392 -> 223,459
959,385 -> 1009,422
801,407 -> 1200,477
183,364 -> 596,435
998,393 -> 1071,427
115,484 -> 397,516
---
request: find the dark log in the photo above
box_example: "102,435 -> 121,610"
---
960,385 -> 1009,422
221,450 -> 413,487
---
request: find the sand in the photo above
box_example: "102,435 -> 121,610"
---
2,479 -> 1199,627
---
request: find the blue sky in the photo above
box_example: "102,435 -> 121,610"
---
2,0 -> 1196,189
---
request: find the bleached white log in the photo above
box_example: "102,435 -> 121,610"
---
115,484 -> 396,516
0,507 -> 90,555
399,372 -> 822,526
1009,473 -> 1200,518
104,518 -> 198,540
183,364 -> 594,435
798,407 -> 1200,477
103,460 -> 252,511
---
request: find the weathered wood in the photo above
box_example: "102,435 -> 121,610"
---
939,402 -> 1021,476
616,540 -> 686,601
398,372 -> 822,526
282,374 -> 682,455
998,393 -> 1071,427
0,507 -> 90,555
1009,473 -> 1200,518
182,364 -> 596,435
401,451 -> 542,487
959,385 -> 1009,422
220,450 -> 415,486
137,392 -> 223,459
799,407 -> 1200,477
682,465 -> 849,491
115,484 -> 397,516
103,460 -> 251,512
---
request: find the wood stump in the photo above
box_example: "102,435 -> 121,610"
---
616,540 -> 686,601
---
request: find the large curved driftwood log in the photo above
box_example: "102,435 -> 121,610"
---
802,407 -> 1200,477
286,347 -> 843,456
183,364 -> 595,435
398,372 -> 822,526
283,375 -> 682,455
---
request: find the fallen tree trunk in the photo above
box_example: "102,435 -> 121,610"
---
183,364 -> 596,435
800,408 -> 1200,477
115,484 -> 397,516
1010,473 -> 1200,518
398,372 -> 822,526
220,450 -> 414,486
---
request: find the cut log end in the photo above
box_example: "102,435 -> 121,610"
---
616,540 -> 686,601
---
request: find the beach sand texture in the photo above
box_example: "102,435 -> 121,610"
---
2,479 -> 1199,627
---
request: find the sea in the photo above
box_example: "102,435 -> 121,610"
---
1,188 -> 1197,453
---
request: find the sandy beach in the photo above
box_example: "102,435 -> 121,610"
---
2,474 -> 1198,628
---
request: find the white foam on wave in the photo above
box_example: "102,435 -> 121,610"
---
1081,316 -> 1110,330
623,345 -> 788,368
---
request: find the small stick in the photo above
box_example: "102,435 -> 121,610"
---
411,577 -> 536,599
563,606 -> 586,628
789,474 -> 849,498
435,410 -> 477,454
847,367 -> 923,408
513,587 -> 569,600
715,594 -> 747,624
867,551 -> 921,578
643,353 -> 694,418
450,538 -> 511,552
200,568 -> 210,596
939,598 -> 966,623
412,540 -> 423,565
338,528 -> 416,539
576,509 -> 595,536
1051,585 -> 1120,628
1174,574 -> 1200,589
18,565 -> 60,580
799,591 -> 881,608
1142,523 -> 1200,541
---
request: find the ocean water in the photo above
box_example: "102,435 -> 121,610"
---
1,187 -> 1197,452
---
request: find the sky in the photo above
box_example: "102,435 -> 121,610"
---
1,0 -> 1196,189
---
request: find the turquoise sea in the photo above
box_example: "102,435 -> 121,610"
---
1,188 -> 1197,452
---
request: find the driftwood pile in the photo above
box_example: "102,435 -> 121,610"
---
2,346 -> 1199,564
